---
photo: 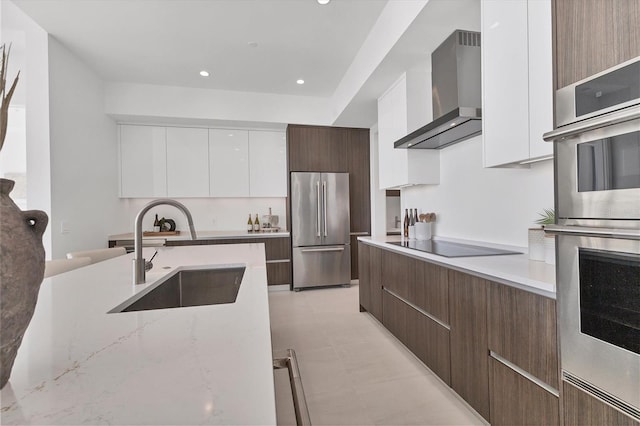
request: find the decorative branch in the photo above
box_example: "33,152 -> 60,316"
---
1,43 -> 20,152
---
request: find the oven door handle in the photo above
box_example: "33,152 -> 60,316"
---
543,105 -> 640,142
544,224 -> 640,240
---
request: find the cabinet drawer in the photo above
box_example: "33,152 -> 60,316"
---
489,357 -> 559,426
292,245 -> 350,289
266,261 -> 291,286
487,282 -> 558,388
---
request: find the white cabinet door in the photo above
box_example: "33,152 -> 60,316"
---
209,129 -> 249,197
249,130 -> 287,197
377,72 -> 439,189
527,0 -> 553,160
482,0 -> 553,167
482,0 -> 529,167
166,127 -> 209,197
119,125 -> 167,197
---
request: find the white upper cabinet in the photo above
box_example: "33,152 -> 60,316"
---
209,129 -> 249,197
377,71 -> 440,189
119,125 -> 287,198
119,125 -> 167,198
249,130 -> 287,197
482,0 -> 553,167
166,127 -> 210,197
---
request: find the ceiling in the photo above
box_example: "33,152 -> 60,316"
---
9,0 -> 481,127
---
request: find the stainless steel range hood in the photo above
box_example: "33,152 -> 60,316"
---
395,30 -> 482,149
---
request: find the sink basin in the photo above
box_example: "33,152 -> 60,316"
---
109,266 -> 245,313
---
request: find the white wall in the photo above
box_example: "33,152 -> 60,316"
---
2,0 -> 52,256
401,136 -> 554,247
115,197 -> 287,236
48,37 -> 122,258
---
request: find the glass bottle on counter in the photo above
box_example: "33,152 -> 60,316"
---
153,214 -> 160,233
247,214 -> 253,232
413,208 -> 418,224
403,209 -> 409,237
254,214 -> 260,232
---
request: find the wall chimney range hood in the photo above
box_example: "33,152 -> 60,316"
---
395,30 -> 482,150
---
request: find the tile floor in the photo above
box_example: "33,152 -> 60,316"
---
269,284 -> 486,426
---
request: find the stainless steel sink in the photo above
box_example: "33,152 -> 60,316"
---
109,266 -> 245,313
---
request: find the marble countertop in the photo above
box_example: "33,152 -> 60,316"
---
108,229 -> 290,241
359,235 -> 556,298
0,244 -> 276,425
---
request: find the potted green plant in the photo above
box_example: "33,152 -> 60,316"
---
528,208 -> 554,262
0,43 -> 49,389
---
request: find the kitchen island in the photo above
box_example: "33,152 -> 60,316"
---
0,244 -> 276,425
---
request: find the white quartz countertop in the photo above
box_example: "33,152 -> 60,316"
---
360,235 -> 556,298
108,229 -> 290,241
0,244 -> 276,425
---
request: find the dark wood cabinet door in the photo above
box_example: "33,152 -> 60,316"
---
358,242 -> 371,312
369,245 -> 383,322
554,0 -> 640,88
489,358 -> 560,426
287,125 -> 347,172
382,290 -> 408,346
344,128 -> 371,234
449,270 -> 490,421
414,260 -> 449,324
563,381 -> 640,426
488,283 -> 558,389
381,250 -> 414,301
408,304 -> 451,386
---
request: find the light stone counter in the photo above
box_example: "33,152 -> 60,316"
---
359,235 -> 556,298
0,244 -> 276,425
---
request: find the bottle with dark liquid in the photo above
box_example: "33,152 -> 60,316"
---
403,209 -> 409,237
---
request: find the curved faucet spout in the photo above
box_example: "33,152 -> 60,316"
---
133,199 -> 197,284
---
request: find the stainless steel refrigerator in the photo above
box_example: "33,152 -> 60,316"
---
291,172 -> 351,290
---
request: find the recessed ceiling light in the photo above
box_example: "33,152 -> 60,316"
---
247,41 -> 258,48
296,79 -> 305,85
317,0 -> 330,4
200,70 -> 210,77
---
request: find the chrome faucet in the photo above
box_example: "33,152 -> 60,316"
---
133,199 -> 197,284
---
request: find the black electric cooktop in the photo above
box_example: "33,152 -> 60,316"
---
389,240 -> 521,258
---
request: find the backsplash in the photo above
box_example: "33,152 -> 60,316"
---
116,198 -> 287,234
400,136 -> 554,247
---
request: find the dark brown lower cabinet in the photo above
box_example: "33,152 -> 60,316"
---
382,289 -> 451,385
358,242 -> 382,321
165,236 -> 291,286
563,381 -> 640,426
449,270 -> 490,421
489,358 -> 559,426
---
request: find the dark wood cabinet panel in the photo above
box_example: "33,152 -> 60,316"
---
407,304 -> 451,386
488,283 -> 558,389
358,242 -> 371,312
266,261 -> 291,286
381,250 -> 414,301
382,290 -> 408,345
563,381 -> 640,426
554,0 -> 640,88
369,245 -> 383,322
489,358 -> 559,426
449,270 -> 490,421
166,236 -> 291,285
287,124 -> 370,279
350,235 -> 359,280
414,260 -> 449,324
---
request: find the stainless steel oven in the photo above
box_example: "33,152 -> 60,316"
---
545,56 -> 640,421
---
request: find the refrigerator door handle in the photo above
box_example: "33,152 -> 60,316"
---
322,181 -> 328,237
300,247 -> 345,253
316,181 -> 321,237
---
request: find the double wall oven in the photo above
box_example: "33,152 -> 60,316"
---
544,56 -> 640,420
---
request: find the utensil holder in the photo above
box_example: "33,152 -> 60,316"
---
415,222 -> 432,241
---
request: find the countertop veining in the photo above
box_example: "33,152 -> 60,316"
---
0,244 -> 276,425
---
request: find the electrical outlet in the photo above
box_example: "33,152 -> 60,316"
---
60,221 -> 70,234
